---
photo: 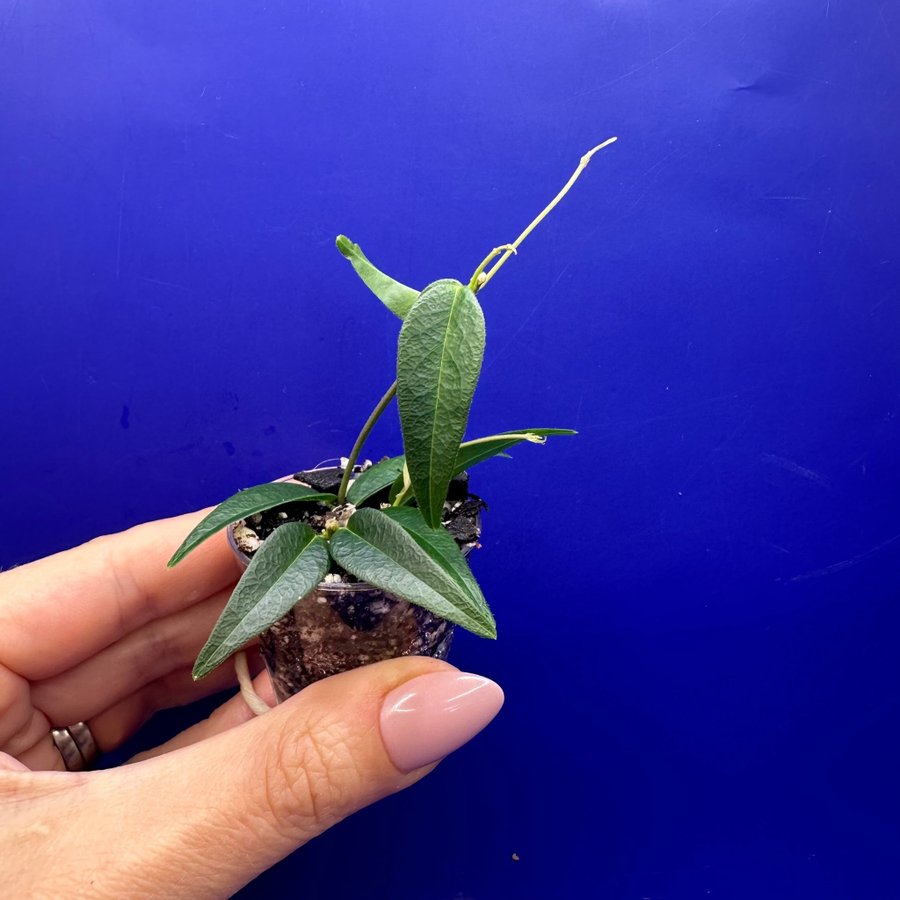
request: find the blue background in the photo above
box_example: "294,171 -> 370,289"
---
2,1 -> 899,897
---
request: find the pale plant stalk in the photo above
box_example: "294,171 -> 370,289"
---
472,136 -> 618,291
392,462 -> 414,506
467,244 -> 517,290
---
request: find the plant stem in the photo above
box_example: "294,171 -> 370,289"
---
476,136 -> 618,293
392,461 -> 413,506
468,244 -> 516,291
336,380 -> 398,504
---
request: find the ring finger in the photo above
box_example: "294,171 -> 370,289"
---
17,655 -> 264,771
29,589 -> 233,727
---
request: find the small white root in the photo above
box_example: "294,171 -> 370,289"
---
235,650 -> 272,716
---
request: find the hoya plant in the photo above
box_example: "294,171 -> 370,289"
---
169,138 -> 617,681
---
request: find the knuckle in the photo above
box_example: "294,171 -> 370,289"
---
128,619 -> 176,685
0,664 -> 31,750
260,712 -> 364,836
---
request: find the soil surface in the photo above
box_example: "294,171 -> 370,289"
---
236,464 -> 486,577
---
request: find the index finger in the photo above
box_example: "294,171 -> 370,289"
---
0,510 -> 242,680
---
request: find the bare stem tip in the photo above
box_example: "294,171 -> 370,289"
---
581,136 -> 618,166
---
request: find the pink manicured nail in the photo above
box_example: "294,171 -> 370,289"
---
380,671 -> 505,772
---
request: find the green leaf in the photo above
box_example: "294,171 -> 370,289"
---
346,455 -> 406,506
192,522 -> 330,679
329,508 -> 496,638
381,506 -> 482,599
382,429 -> 574,507
397,279 -> 485,528
168,482 -> 336,567
454,428 -> 576,472
388,470 -> 406,505
336,235 -> 419,319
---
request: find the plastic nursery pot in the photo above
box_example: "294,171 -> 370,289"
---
227,468 -> 481,704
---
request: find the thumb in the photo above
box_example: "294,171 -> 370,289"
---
81,657 -> 502,898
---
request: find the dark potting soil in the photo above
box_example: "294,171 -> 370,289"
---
261,592 -> 455,702
237,464 -> 485,572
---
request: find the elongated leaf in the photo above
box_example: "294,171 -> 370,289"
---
397,279 -> 485,528
382,428 -> 574,507
346,455 -> 407,506
168,482 -> 336,567
454,428 -> 576,472
336,235 -> 419,319
192,522 -> 330,678
381,507 -> 482,599
329,508 -> 496,638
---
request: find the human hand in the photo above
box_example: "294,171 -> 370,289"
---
1,511 -> 504,897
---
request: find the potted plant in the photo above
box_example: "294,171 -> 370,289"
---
168,137 -> 617,708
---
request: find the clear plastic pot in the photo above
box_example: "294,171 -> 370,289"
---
225,474 -> 472,703
260,580 -> 452,702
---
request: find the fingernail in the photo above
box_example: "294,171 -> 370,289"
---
380,671 -> 504,772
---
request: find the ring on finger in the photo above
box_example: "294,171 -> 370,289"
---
50,721 -> 99,771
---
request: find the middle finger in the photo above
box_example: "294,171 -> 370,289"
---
30,589 -> 232,726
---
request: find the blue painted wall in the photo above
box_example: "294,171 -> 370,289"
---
2,1 -> 899,896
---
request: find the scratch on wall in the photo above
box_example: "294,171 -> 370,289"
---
575,0 -> 735,97
788,532 -> 900,582
761,453 -> 831,488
